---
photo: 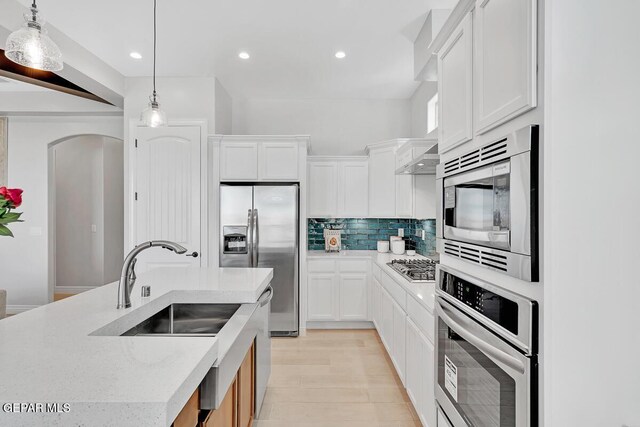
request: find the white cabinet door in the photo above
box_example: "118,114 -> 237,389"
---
220,142 -> 258,181
396,174 -> 414,218
438,12 -> 473,154
421,335 -> 436,427
338,161 -> 369,217
134,126 -> 202,272
475,0 -> 536,134
392,299 -> 407,385
372,278 -> 382,330
338,273 -> 368,321
381,288 -> 394,353
307,273 -> 338,321
369,147 -> 397,217
405,318 -> 422,414
307,161 -> 338,217
259,141 -> 299,180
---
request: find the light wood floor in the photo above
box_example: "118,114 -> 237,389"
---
255,329 -> 421,427
53,293 -> 74,301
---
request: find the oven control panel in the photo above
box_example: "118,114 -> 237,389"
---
440,271 -> 519,335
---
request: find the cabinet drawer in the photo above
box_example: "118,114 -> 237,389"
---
407,295 -> 435,344
307,259 -> 336,273
380,272 -> 407,311
338,259 -> 370,273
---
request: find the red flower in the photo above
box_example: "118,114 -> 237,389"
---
0,187 -> 23,208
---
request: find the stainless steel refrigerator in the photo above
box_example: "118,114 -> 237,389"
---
220,184 -> 299,336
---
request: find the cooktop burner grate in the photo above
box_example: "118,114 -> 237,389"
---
387,259 -> 438,283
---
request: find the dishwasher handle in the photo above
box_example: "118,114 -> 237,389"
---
258,286 -> 273,307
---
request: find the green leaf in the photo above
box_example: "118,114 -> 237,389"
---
0,224 -> 14,237
0,212 -> 22,224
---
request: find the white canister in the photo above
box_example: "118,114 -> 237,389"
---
377,240 -> 390,253
391,240 -> 405,255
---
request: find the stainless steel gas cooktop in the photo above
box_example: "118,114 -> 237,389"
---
387,259 -> 438,283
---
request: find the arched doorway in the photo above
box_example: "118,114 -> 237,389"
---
48,135 -> 124,299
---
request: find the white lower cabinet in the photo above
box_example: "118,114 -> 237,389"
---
307,258 -> 370,323
374,269 -> 436,427
407,318 -> 436,427
339,274 -> 368,320
307,273 -> 338,321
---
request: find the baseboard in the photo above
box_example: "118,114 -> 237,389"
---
54,286 -> 96,294
306,321 -> 375,330
6,304 -> 41,315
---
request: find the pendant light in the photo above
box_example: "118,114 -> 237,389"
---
140,0 -> 167,127
4,0 -> 63,72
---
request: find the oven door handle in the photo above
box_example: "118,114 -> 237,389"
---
444,226 -> 511,250
436,297 -> 526,374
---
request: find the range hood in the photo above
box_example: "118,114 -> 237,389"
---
395,144 -> 440,175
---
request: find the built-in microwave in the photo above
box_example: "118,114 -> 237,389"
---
436,125 -> 539,281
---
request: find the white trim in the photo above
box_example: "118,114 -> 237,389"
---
6,305 -> 41,315
306,321 -> 375,330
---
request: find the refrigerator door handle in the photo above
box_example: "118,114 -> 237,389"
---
247,209 -> 254,267
253,209 -> 259,266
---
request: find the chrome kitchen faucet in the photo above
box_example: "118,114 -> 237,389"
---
117,240 -> 187,309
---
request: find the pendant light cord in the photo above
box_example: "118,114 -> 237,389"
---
152,0 -> 157,101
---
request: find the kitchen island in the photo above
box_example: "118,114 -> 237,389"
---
0,267 -> 273,427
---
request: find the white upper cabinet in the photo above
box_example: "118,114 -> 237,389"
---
307,158 -> 368,218
338,160 -> 369,217
259,141 -> 299,180
220,141 -> 259,181
475,0 -> 537,134
307,161 -> 338,217
395,174 -> 414,218
219,136 -> 308,181
368,146 -> 397,217
438,11 -> 473,154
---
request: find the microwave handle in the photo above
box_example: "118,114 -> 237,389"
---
444,226 -> 510,249
436,297 -> 525,374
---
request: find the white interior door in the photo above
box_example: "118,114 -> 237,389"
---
133,125 -> 202,272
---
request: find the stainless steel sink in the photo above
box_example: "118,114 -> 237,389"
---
121,303 -> 241,337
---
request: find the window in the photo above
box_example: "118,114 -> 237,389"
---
427,93 -> 439,134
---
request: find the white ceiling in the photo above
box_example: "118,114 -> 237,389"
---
0,77 -> 53,92
16,0 -> 455,99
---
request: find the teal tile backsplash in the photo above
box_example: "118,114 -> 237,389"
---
308,218 -> 436,256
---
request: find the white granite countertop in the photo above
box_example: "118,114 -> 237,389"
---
0,267 -> 273,427
307,250 -> 437,313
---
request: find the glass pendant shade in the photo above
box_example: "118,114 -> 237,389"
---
140,96 -> 167,128
4,9 -> 63,72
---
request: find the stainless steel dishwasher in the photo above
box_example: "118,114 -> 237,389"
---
200,286 -> 272,415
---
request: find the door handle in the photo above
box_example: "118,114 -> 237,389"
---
252,209 -> 259,266
186,251 -> 199,258
247,209 -> 254,266
436,297 -> 526,374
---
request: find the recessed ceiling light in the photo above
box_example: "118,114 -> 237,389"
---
335,51 -> 346,59
130,51 -> 142,59
417,163 -> 425,167
238,51 -> 250,59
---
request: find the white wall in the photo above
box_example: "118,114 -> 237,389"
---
544,1 -> 640,426
410,81 -> 438,138
214,79 -> 233,134
102,138 -> 124,284
0,116 -> 122,311
232,98 -> 411,155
